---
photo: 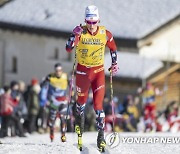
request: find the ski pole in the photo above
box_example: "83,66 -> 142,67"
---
109,69 -> 115,132
65,50 -> 77,131
108,68 -> 119,146
65,24 -> 82,132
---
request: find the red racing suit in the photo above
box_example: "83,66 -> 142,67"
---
66,25 -> 117,110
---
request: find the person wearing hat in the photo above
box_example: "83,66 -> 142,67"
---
43,63 -> 68,142
66,5 -> 118,151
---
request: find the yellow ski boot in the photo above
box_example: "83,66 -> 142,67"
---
97,130 -> 106,152
75,125 -> 82,151
61,134 -> 66,142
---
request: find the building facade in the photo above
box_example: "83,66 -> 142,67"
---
0,30 -> 74,85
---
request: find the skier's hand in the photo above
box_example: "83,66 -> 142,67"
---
109,63 -> 119,76
73,25 -> 83,36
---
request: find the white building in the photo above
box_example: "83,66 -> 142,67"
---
0,0 -> 179,86
0,30 -> 73,85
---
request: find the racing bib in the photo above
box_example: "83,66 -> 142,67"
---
76,26 -> 107,67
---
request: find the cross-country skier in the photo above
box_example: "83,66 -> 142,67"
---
43,63 -> 68,142
66,5 -> 118,152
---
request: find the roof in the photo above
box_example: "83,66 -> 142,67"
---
0,0 -> 180,39
0,0 -> 11,6
149,63 -> 180,83
104,52 -> 164,79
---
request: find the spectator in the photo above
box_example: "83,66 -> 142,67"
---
18,80 -> 28,120
10,81 -> 26,137
27,78 -> 41,134
0,88 -> 4,132
0,86 -> 15,137
37,81 -> 49,133
141,82 -> 157,132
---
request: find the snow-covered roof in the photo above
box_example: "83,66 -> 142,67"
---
104,52 -> 163,79
0,0 -> 179,39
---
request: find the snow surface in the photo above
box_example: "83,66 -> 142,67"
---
0,132 -> 180,154
0,0 -> 180,39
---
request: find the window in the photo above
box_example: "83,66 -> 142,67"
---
48,48 -> 59,60
12,56 -> 17,73
54,48 -> 59,60
145,41 -> 153,46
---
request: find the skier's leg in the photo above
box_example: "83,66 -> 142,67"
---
74,103 -> 86,151
48,106 -> 58,142
91,69 -> 106,151
75,67 -> 90,150
59,103 -> 68,142
95,110 -> 106,151
75,103 -> 86,133
60,115 -> 66,142
75,68 -> 90,134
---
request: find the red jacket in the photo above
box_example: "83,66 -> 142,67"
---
0,93 -> 17,116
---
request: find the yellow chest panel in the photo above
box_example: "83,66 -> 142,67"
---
49,73 -> 68,90
76,26 -> 107,67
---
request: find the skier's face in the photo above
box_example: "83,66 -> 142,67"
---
85,20 -> 99,34
55,67 -> 62,77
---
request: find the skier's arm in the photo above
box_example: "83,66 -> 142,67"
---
106,30 -> 119,75
66,34 -> 80,52
66,25 -> 83,52
106,30 -> 118,65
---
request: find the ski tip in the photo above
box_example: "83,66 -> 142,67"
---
102,148 -> 105,153
61,135 -> 66,142
77,143 -> 82,151
98,147 -> 105,153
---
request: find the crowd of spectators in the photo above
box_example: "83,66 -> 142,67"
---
0,79 -> 48,137
103,95 -> 180,133
0,80 -> 179,138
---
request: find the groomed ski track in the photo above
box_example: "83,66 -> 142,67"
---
0,132 -> 180,154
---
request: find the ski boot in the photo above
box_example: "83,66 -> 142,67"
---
75,114 -> 84,151
97,130 -> 106,152
60,119 -> 67,143
75,125 -> 82,151
61,134 -> 66,142
50,128 -> 54,142
75,103 -> 85,151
